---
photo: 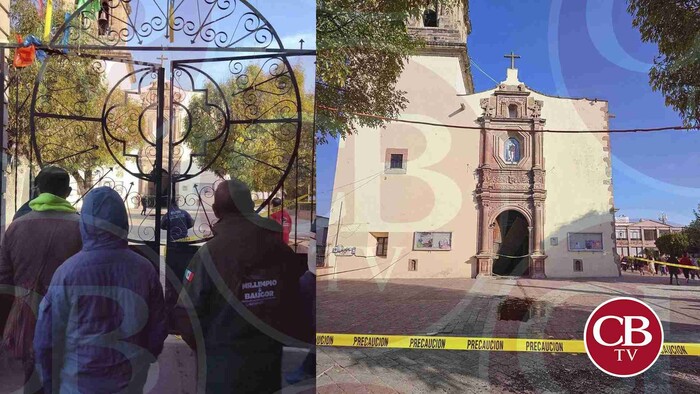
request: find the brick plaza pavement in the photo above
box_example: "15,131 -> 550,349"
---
317,272 -> 700,392
0,337 -> 314,393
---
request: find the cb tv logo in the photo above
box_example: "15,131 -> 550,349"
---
584,297 -> 663,377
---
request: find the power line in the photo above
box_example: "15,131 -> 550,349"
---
317,250 -> 413,278
317,169 -> 385,195
319,105 -> 698,134
328,172 -> 381,207
469,57 -> 498,84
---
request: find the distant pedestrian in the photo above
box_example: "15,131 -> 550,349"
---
668,255 -> 681,285
141,195 -> 148,215
161,199 -> 195,241
679,253 -> 693,283
176,180 -> 303,393
0,166 -> 82,394
690,254 -> 699,280
33,187 -> 167,393
270,197 -> 292,245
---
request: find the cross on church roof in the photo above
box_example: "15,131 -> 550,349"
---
504,51 -> 520,69
157,54 -> 168,66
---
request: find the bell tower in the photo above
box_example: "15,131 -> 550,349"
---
406,0 -> 474,93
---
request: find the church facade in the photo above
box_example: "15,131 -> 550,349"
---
321,0 -> 618,280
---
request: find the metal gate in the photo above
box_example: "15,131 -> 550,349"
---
1,1 -> 314,263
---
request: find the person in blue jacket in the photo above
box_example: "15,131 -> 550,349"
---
33,187 -> 167,393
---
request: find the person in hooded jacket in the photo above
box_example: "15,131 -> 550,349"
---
33,187 -> 167,393
175,179 -> 303,394
0,166 -> 81,394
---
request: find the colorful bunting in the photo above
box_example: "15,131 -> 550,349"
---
14,36 -> 35,68
43,0 -> 53,40
169,0 -> 175,43
76,0 -> 101,19
62,12 -> 72,53
37,0 -> 45,17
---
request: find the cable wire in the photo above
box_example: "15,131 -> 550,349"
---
319,105 -> 698,134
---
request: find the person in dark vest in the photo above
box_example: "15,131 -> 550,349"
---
0,166 -> 82,394
161,199 -> 195,241
33,187 -> 167,393
285,228 -> 316,385
176,179 -> 303,393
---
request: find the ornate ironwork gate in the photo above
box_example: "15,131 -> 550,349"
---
1,1 -> 314,263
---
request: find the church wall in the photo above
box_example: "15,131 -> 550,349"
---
322,55 -> 480,281
533,94 -> 616,278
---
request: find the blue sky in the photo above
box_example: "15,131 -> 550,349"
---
114,0 -> 316,91
316,0 -> 699,225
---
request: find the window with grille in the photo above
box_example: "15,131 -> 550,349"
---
629,229 -> 641,240
573,259 -> 583,272
376,237 -> 388,257
409,259 -> 418,271
390,154 -> 404,169
615,229 -> 627,239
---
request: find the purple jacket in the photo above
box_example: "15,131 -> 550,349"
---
34,187 -> 167,393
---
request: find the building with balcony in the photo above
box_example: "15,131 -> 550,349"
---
614,216 -> 685,257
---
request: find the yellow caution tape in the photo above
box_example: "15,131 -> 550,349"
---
316,333 -> 700,356
627,256 -> 700,270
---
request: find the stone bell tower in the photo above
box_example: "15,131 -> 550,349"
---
406,0 -> 474,93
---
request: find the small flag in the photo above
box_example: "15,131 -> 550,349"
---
184,269 -> 195,282
61,12 -> 71,53
76,0 -> 101,19
169,0 -> 175,43
43,0 -> 53,41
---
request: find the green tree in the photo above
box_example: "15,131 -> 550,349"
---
655,232 -> 689,258
316,0 -> 462,143
186,63 -> 314,199
627,0 -> 700,128
8,0 -> 142,195
686,204 -> 700,253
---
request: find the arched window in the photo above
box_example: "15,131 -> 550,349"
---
508,104 -> 518,118
98,2 -> 110,36
423,9 -> 438,27
423,1 -> 438,27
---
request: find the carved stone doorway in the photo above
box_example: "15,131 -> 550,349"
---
492,210 -> 530,276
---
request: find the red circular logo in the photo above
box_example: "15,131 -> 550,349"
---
584,297 -> 663,377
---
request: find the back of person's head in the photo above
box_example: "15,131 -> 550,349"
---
36,166 -> 71,198
272,197 -> 282,208
213,179 -> 255,218
80,187 -> 129,248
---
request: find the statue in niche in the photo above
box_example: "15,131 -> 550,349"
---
504,138 -> 520,164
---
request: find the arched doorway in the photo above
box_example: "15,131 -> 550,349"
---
492,210 -> 530,276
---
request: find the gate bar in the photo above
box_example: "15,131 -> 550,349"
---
152,67 -> 166,260
0,44 -> 315,55
0,47 -> 5,236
